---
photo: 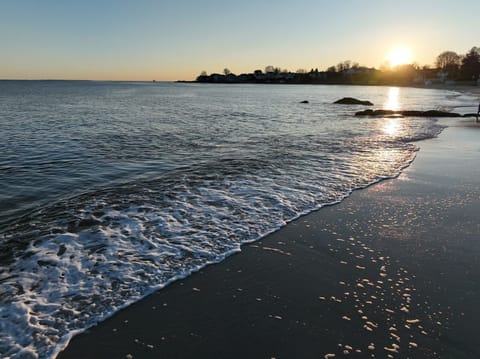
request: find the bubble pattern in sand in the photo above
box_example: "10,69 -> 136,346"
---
320,235 -> 449,358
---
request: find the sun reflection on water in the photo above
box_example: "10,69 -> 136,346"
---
383,118 -> 401,136
384,87 -> 400,111
381,87 -> 403,137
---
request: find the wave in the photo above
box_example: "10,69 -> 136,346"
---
0,82 -> 450,358
0,119 -> 445,358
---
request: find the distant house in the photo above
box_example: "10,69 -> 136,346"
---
343,67 -> 375,76
413,68 -> 438,85
238,74 -> 254,82
211,74 -> 226,82
254,70 -> 266,81
265,72 -> 276,81
285,72 -> 297,81
196,75 -> 210,82
308,71 -> 327,80
226,73 -> 238,82
437,71 -> 448,83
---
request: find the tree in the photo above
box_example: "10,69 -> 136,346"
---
435,51 -> 461,70
265,65 -> 275,73
223,68 -> 231,76
326,66 -> 336,73
200,70 -> 208,76
336,60 -> 352,72
460,47 -> 480,81
436,51 -> 461,79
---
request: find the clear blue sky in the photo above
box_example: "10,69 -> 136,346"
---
1,0 -> 478,80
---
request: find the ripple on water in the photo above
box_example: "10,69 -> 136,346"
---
0,83 -> 449,358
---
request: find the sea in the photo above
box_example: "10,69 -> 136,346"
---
0,81 -> 475,358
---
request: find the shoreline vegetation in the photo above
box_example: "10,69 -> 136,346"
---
190,47 -> 480,87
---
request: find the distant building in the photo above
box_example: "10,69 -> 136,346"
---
238,74 -> 254,82
437,71 -> 448,83
226,73 -> 238,82
211,74 -> 226,82
196,75 -> 210,82
254,70 -> 266,81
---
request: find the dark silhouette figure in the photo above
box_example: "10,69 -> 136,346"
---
477,102 -> 480,122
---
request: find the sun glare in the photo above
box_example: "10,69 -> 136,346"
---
387,48 -> 412,67
384,87 -> 400,111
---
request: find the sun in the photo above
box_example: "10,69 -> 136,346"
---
387,48 -> 412,67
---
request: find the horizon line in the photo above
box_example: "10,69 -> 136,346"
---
0,79 -> 180,82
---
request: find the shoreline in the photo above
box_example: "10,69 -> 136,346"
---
180,80 -> 480,93
417,83 -> 480,96
58,121 -> 480,358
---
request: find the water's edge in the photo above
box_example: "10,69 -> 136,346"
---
54,132 -> 433,358
2,83 -> 460,358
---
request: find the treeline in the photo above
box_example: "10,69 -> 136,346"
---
435,47 -> 480,81
195,47 -> 480,86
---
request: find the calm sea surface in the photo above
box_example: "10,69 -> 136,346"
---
0,81 -> 469,358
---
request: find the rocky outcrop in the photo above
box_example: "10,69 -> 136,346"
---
300,100 -> 309,104
355,109 -> 395,116
334,97 -> 373,106
355,109 -> 462,117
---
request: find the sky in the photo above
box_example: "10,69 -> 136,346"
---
1,0 -> 479,81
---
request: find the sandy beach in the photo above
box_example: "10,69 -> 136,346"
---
57,118 -> 479,359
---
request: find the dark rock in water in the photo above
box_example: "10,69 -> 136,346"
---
378,110 -> 395,116
334,97 -> 373,106
356,109 -> 374,116
355,109 -> 394,116
401,110 -> 424,116
421,110 -> 461,117
463,113 -> 478,117
355,109 -> 461,117
300,100 -> 309,104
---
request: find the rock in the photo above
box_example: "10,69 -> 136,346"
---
400,110 -> 425,116
355,109 -> 394,116
463,113 -> 478,117
334,97 -> 373,106
355,109 -> 461,117
356,109 -> 374,116
421,110 -> 461,117
300,100 -> 309,104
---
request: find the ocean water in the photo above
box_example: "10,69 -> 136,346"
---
0,81 -> 467,358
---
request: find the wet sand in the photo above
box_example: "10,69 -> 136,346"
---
58,121 -> 480,359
